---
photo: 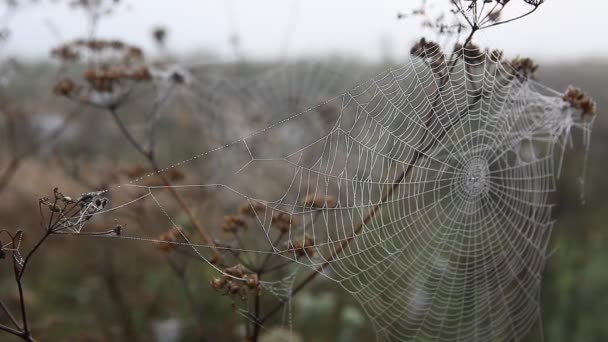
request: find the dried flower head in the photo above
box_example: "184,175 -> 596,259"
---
53,78 -> 79,97
51,38 -> 152,107
154,227 -> 183,252
509,57 -> 538,81
238,201 -> 267,217
285,234 -> 315,258
210,265 -> 261,299
225,264 -> 246,278
563,87 -> 596,119
222,216 -> 247,233
410,38 -> 442,59
272,212 -> 298,234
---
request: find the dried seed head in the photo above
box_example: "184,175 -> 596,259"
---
222,216 -> 247,233
563,87 -> 596,119
210,276 -> 227,290
53,78 -> 78,97
225,264 -> 245,278
410,38 -> 442,59
154,227 -> 182,252
130,66 -> 152,81
227,281 -> 241,295
238,201 -> 266,217
244,274 -> 259,289
285,234 -> 315,257
509,57 -> 538,81
272,212 -> 298,233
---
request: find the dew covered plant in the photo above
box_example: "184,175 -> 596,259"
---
0,1 -> 599,341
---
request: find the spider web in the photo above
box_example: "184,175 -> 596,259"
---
88,44 -> 593,342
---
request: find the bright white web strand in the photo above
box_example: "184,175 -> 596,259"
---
86,44 -> 594,342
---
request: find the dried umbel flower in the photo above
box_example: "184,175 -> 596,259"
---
50,45 -> 79,61
154,227 -> 182,252
488,49 -> 505,63
225,264 -> 245,278
238,201 -> 266,217
509,57 -> 538,81
285,234 -> 315,258
563,87 -> 596,119
410,38 -> 442,59
51,38 -> 153,107
222,216 -> 247,233
272,212 -> 298,234
244,274 -> 259,289
210,275 -> 228,290
210,266 -> 261,299
302,194 -> 338,209
53,78 -> 79,97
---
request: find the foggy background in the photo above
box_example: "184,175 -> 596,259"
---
5,0 -> 608,62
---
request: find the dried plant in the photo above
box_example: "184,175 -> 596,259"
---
0,1 -> 598,341
0,188 -> 120,341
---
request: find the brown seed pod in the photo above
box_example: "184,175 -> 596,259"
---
238,201 -> 266,217
563,87 -> 596,119
53,78 -> 78,97
225,264 -> 245,278
244,274 -> 259,289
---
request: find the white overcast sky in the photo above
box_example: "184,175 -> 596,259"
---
4,0 -> 607,62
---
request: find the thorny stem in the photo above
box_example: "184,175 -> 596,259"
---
108,108 -> 221,261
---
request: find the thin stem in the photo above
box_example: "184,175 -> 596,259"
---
482,5 -> 539,29
108,108 -> 221,261
17,231 -> 52,280
251,272 -> 262,342
108,109 -> 151,158
450,0 -> 474,28
0,323 -> 23,338
463,27 -> 477,47
0,300 -> 20,329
